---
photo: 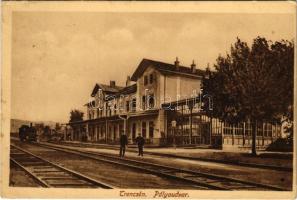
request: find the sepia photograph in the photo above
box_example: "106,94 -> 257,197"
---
1,1 -> 296,199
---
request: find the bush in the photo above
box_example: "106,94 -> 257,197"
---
266,138 -> 293,152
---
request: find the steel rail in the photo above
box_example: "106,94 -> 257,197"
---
10,157 -> 50,187
10,144 -> 114,189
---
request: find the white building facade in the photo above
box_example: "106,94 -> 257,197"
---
69,58 -> 204,145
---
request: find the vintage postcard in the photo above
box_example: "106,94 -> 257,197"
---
1,1 -> 296,199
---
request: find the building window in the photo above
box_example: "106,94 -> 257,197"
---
264,123 -> 272,137
234,123 -> 243,135
131,98 -> 136,112
245,122 -> 252,136
148,95 -> 155,109
126,101 -> 130,112
149,73 -> 154,84
149,121 -> 154,138
272,124 -> 277,137
223,123 -> 232,135
142,122 -> 147,138
114,104 -> 117,115
144,75 -> 148,85
142,96 -> 146,110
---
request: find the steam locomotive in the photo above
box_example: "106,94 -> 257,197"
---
19,123 -> 37,142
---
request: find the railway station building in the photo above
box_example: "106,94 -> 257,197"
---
67,58 -> 282,150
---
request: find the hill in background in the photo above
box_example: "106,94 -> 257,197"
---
10,119 -> 58,133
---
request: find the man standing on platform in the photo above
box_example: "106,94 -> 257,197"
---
119,130 -> 128,157
135,133 -> 145,156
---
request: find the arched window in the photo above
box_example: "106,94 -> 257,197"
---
148,95 -> 155,109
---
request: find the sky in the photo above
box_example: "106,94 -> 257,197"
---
11,11 -> 295,123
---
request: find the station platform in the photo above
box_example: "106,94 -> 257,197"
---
53,140 -> 292,170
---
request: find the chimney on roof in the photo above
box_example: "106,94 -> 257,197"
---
174,57 -> 180,70
126,76 -> 131,86
191,60 -> 196,73
110,80 -> 116,87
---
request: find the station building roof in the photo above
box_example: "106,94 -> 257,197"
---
91,83 -> 125,97
131,58 -> 205,81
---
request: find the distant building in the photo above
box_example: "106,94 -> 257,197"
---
68,58 -> 282,150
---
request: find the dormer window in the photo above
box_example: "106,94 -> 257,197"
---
144,75 -> 148,85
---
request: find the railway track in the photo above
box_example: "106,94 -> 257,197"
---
10,144 -> 113,188
29,142 -> 286,191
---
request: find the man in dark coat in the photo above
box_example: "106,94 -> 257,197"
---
135,133 -> 145,156
119,131 -> 128,157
